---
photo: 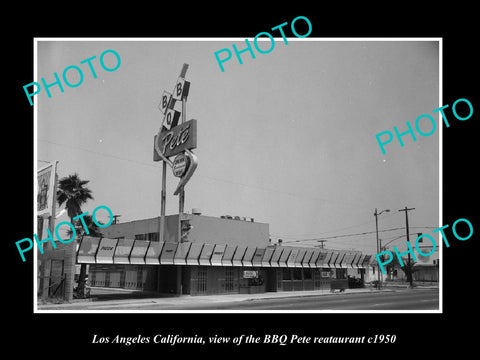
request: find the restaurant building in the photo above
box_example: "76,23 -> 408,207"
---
77,211 -> 374,296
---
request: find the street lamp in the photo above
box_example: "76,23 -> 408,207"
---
374,208 -> 390,289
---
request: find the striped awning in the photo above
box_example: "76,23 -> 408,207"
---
77,236 -> 101,263
76,239 -> 374,269
252,247 -> 266,267
199,244 -> 215,265
232,246 -> 247,267
221,245 -> 236,266
145,241 -> 164,264
261,246 -> 275,267
309,249 -> 321,268
269,247 -> 284,267
242,246 -> 256,267
113,239 -> 135,264
130,240 -> 150,264
326,252 -> 337,268
302,249 -> 314,268
211,244 -> 227,266
279,247 -> 292,267
186,243 -> 203,265
174,242 -> 191,265
316,251 -> 329,268
96,238 -> 118,264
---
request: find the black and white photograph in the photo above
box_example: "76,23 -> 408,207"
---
33,39 -> 441,312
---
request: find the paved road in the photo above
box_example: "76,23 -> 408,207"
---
61,288 -> 438,311
155,289 -> 438,310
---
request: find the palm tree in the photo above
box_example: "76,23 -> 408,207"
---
66,214 -> 103,298
67,214 -> 104,237
57,173 -> 93,298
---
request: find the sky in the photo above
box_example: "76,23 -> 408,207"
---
36,39 -> 440,257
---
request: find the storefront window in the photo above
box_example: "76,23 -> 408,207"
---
283,268 -> 291,280
225,269 -> 234,292
147,233 -> 159,241
335,268 -> 347,279
197,269 -> 207,293
303,268 -> 312,280
135,233 -> 159,241
37,217 -> 44,238
248,274 -> 264,286
136,266 -> 144,289
293,268 -> 302,280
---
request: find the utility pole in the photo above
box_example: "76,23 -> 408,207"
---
379,238 -> 382,270
374,208 -> 390,289
398,206 -> 415,287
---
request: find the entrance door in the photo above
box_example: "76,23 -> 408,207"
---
182,266 -> 191,294
225,269 -> 235,293
197,269 -> 207,294
265,269 -> 277,292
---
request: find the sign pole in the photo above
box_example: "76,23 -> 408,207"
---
179,92 -> 187,215
155,63 -> 195,244
159,160 -> 167,243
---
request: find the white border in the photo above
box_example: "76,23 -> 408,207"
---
33,37 -> 442,314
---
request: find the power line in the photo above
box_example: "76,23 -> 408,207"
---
38,138 -> 371,208
278,228 -> 438,248
272,218 -> 376,239
40,139 -> 441,240
272,224 -> 439,242
410,226 -> 439,229
39,139 -> 158,170
282,226 -> 407,243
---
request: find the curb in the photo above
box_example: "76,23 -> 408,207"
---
36,288 -> 402,309
242,288 -> 394,302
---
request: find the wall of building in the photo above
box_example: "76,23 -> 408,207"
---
184,214 -> 269,247
87,263 -> 366,295
364,265 -> 379,283
101,215 -> 179,242
189,266 -> 249,295
182,266 -> 350,296
100,214 -> 269,248
413,266 -> 438,282
37,216 -> 76,301
84,215 -> 374,296
89,264 -> 158,291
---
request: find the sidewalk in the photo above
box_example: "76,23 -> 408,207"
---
383,282 -> 439,289
37,286 -> 399,310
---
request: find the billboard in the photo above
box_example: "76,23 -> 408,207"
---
37,161 -> 58,218
153,119 -> 197,161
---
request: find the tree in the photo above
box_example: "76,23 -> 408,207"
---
386,254 -> 418,286
57,173 -> 93,298
401,257 -> 418,287
67,215 -> 103,238
67,215 -> 103,298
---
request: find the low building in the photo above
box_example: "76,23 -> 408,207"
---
77,212 -> 375,296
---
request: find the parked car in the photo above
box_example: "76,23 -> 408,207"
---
347,276 -> 364,288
